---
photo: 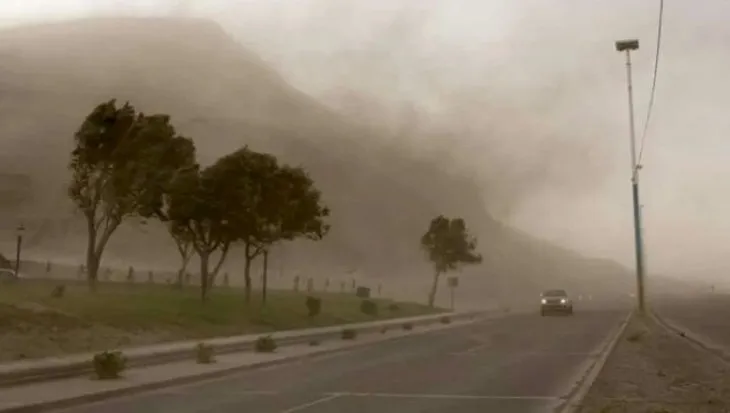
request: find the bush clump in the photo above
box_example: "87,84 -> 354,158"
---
255,335 -> 277,353
360,299 -> 378,316
388,303 -> 400,312
403,322 -> 414,331
306,296 -> 322,317
92,351 -> 127,380
440,316 -> 451,324
626,330 -> 646,343
309,339 -> 321,346
341,329 -> 357,340
195,343 -> 215,364
51,285 -> 66,298
380,326 -> 388,334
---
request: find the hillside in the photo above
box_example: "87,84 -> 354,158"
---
0,18 -> 633,303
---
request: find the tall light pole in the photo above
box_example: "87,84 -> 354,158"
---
615,39 -> 646,313
14,223 -> 25,276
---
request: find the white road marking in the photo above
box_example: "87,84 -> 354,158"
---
159,388 -> 278,396
326,391 -> 561,401
450,341 -> 492,355
278,394 -> 341,413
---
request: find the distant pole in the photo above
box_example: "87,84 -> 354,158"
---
615,39 -> 646,313
14,224 -> 25,276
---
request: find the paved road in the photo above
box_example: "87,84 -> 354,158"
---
654,293 -> 730,348
52,309 -> 628,413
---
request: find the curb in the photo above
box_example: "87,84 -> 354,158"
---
0,316 -> 487,413
557,310 -> 633,413
650,311 -> 730,364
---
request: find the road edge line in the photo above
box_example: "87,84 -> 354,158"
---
557,310 -> 633,413
0,316 -> 492,413
650,311 -> 730,364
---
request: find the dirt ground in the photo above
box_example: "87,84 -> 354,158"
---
578,313 -> 730,413
0,280 -> 439,362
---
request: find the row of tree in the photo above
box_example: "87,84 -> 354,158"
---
68,100 -> 329,302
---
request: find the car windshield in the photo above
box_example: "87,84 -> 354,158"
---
542,290 -> 567,297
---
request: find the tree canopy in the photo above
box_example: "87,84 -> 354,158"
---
420,215 -> 482,306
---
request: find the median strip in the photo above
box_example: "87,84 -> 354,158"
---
572,312 -> 730,412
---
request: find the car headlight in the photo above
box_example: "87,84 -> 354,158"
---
541,299 -> 547,304
560,298 -> 567,304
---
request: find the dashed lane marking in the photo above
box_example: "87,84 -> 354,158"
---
326,391 -> 561,401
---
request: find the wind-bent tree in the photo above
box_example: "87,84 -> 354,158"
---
68,100 -> 195,290
165,164 -> 233,301
202,147 -> 279,302
420,215 -> 482,307
254,165 -> 330,304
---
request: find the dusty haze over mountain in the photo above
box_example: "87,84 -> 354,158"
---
0,1 -> 727,284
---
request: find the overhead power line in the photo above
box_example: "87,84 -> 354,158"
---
637,0 -> 665,165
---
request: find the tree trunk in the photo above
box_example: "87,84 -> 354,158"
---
85,215 -> 118,292
207,243 -> 230,289
176,255 -> 191,289
243,242 -> 252,304
85,217 -> 99,292
262,250 -> 269,305
199,252 -> 210,302
428,270 -> 441,307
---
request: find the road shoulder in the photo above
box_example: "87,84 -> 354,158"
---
576,312 -> 730,412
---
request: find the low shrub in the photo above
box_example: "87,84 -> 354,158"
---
440,316 -> 451,324
195,343 -> 215,364
360,299 -> 378,316
255,335 -> 277,353
306,296 -> 322,317
309,339 -> 321,346
403,322 -> 414,331
380,326 -> 388,334
626,330 -> 646,342
92,351 -> 127,379
388,303 -> 400,312
341,329 -> 357,340
51,285 -> 66,298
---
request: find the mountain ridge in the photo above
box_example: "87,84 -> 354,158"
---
0,17 -> 632,301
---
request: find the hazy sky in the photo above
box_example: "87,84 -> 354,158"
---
1,1 -> 729,281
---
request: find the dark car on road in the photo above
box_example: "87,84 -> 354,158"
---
540,289 -> 573,316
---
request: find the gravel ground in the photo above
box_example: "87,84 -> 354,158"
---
578,314 -> 730,413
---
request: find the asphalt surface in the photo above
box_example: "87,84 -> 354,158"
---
654,293 -> 730,348
52,308 -> 628,413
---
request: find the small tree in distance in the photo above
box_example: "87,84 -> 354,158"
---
420,215 -> 482,307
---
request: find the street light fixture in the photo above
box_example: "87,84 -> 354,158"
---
14,223 -> 25,276
615,38 -> 646,313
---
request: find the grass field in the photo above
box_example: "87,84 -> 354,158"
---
0,279 -> 441,362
